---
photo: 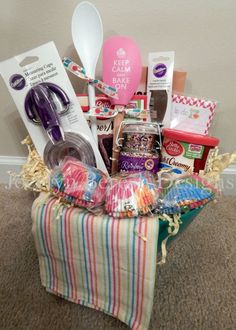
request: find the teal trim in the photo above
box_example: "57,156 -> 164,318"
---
158,208 -> 202,252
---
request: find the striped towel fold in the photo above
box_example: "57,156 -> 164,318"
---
31,193 -> 159,330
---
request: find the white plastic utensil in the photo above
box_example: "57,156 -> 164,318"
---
72,1 -> 103,144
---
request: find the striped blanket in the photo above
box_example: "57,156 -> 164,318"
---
31,193 -> 159,330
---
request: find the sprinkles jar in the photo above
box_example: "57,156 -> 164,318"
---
118,122 -> 162,174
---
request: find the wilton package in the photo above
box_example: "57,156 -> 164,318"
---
0,41 -> 107,173
147,51 -> 174,127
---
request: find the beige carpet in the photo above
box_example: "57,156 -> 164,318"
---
0,185 -> 235,330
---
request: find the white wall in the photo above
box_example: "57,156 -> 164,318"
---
0,0 -> 236,157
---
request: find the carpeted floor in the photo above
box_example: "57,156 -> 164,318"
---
0,185 -> 235,330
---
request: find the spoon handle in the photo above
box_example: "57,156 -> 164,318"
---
111,107 -> 125,174
88,83 -> 98,144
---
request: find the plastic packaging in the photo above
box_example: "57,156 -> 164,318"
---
147,51 -> 175,127
119,122 -> 161,152
50,157 -> 108,209
44,132 -> 96,170
117,122 -> 162,174
0,41 -> 107,173
158,174 -> 216,215
105,171 -> 159,218
160,128 -> 219,176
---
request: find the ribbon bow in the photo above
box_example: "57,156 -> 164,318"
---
62,57 -> 118,99
63,57 -> 146,119
86,105 -> 143,118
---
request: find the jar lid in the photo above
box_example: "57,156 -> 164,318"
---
163,129 -> 219,147
123,122 -> 162,135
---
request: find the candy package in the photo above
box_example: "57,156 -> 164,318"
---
50,157 -> 108,209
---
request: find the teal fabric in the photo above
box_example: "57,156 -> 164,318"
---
158,208 -> 202,252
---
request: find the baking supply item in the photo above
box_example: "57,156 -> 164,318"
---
0,41 -> 107,173
117,122 -> 161,174
72,1 -> 103,144
119,151 -> 160,174
50,157 -> 107,209
102,36 -> 142,174
147,52 -> 174,127
149,90 -> 168,123
105,171 -> 159,218
44,132 -> 96,169
159,174 -> 216,214
118,122 -> 161,151
160,128 -> 219,176
24,82 -> 70,144
170,94 -> 217,135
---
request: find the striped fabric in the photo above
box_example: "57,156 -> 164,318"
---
31,193 -> 159,330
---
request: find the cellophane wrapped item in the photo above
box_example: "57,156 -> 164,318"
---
158,173 -> 217,215
105,171 -> 159,218
50,157 -> 108,209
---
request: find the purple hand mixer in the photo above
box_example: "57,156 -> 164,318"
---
24,82 -> 70,144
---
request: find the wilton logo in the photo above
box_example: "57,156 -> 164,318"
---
9,74 -> 26,90
116,48 -> 126,58
153,63 -> 167,78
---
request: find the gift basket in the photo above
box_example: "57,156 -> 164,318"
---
1,2 -> 236,330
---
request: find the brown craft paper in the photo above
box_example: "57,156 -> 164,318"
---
172,70 -> 187,93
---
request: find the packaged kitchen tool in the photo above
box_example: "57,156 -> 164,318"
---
103,35 -> 142,174
160,128 -> 219,176
0,42 -> 107,173
170,94 -> 217,135
105,171 -> 159,218
117,122 -> 162,174
147,52 -> 174,127
50,157 -> 108,209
